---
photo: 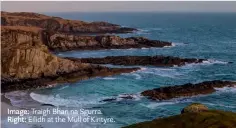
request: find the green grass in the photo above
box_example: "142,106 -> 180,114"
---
123,110 -> 236,128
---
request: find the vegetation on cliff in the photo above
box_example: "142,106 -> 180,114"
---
124,103 -> 236,128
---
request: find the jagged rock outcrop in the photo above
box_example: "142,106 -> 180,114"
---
1,26 -> 139,92
141,80 -> 236,100
67,55 -> 205,67
43,32 -> 172,51
1,11 -> 136,34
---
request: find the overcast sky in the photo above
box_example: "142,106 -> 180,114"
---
2,1 -> 236,13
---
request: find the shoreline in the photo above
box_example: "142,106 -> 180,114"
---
1,94 -> 15,116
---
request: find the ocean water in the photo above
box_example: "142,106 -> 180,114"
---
3,12 -> 236,128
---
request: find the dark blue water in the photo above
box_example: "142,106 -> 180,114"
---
4,12 -> 236,128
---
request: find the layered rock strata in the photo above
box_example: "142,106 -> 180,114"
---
1,26 -> 139,92
44,33 -> 172,51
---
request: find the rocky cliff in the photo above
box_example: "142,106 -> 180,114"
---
1,11 -> 136,34
1,26 -> 139,92
1,12 -> 172,51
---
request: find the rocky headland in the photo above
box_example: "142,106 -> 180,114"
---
1,11 -> 136,34
123,103 -> 236,128
141,80 -> 236,100
68,55 -> 206,67
0,11 -> 176,92
44,33 -> 172,51
1,26 -> 139,92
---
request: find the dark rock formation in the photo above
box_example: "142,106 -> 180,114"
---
68,55 -> 205,67
141,80 -> 236,100
1,26 -> 139,92
1,11 -> 136,34
41,104 -> 55,107
43,32 -> 172,51
100,94 -> 136,102
123,105 -> 236,128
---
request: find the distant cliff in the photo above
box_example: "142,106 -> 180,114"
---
1,11 -> 136,34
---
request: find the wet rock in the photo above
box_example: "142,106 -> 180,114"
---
101,94 -> 137,102
41,104 -> 55,107
69,56 -> 205,67
141,80 -> 236,100
101,98 -> 117,102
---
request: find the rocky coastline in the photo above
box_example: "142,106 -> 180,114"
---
100,80 -> 236,102
1,25 -> 139,92
68,55 -> 206,67
44,33 -> 172,51
1,11 -> 174,92
141,80 -> 236,100
1,11 -> 236,128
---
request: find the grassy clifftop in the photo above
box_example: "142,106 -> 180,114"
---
124,103 -> 236,128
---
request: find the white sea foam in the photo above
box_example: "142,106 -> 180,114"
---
180,59 -> 229,69
164,43 -> 176,48
30,92 -> 104,107
214,86 -> 236,93
202,102 -> 236,109
4,91 -> 41,108
102,93 -> 143,102
57,85 -> 69,90
140,68 -> 182,78
103,77 -> 117,80
202,59 -> 228,65
143,98 -> 193,109
132,73 -> 142,79
116,93 -> 143,101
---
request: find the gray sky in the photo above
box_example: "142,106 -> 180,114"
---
2,1 -> 236,12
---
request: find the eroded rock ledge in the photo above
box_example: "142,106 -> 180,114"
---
44,33 -> 172,51
67,55 -> 205,67
141,80 -> 236,100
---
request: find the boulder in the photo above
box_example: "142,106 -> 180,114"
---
181,103 -> 208,114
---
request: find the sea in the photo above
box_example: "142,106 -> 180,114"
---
2,12 -> 236,128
